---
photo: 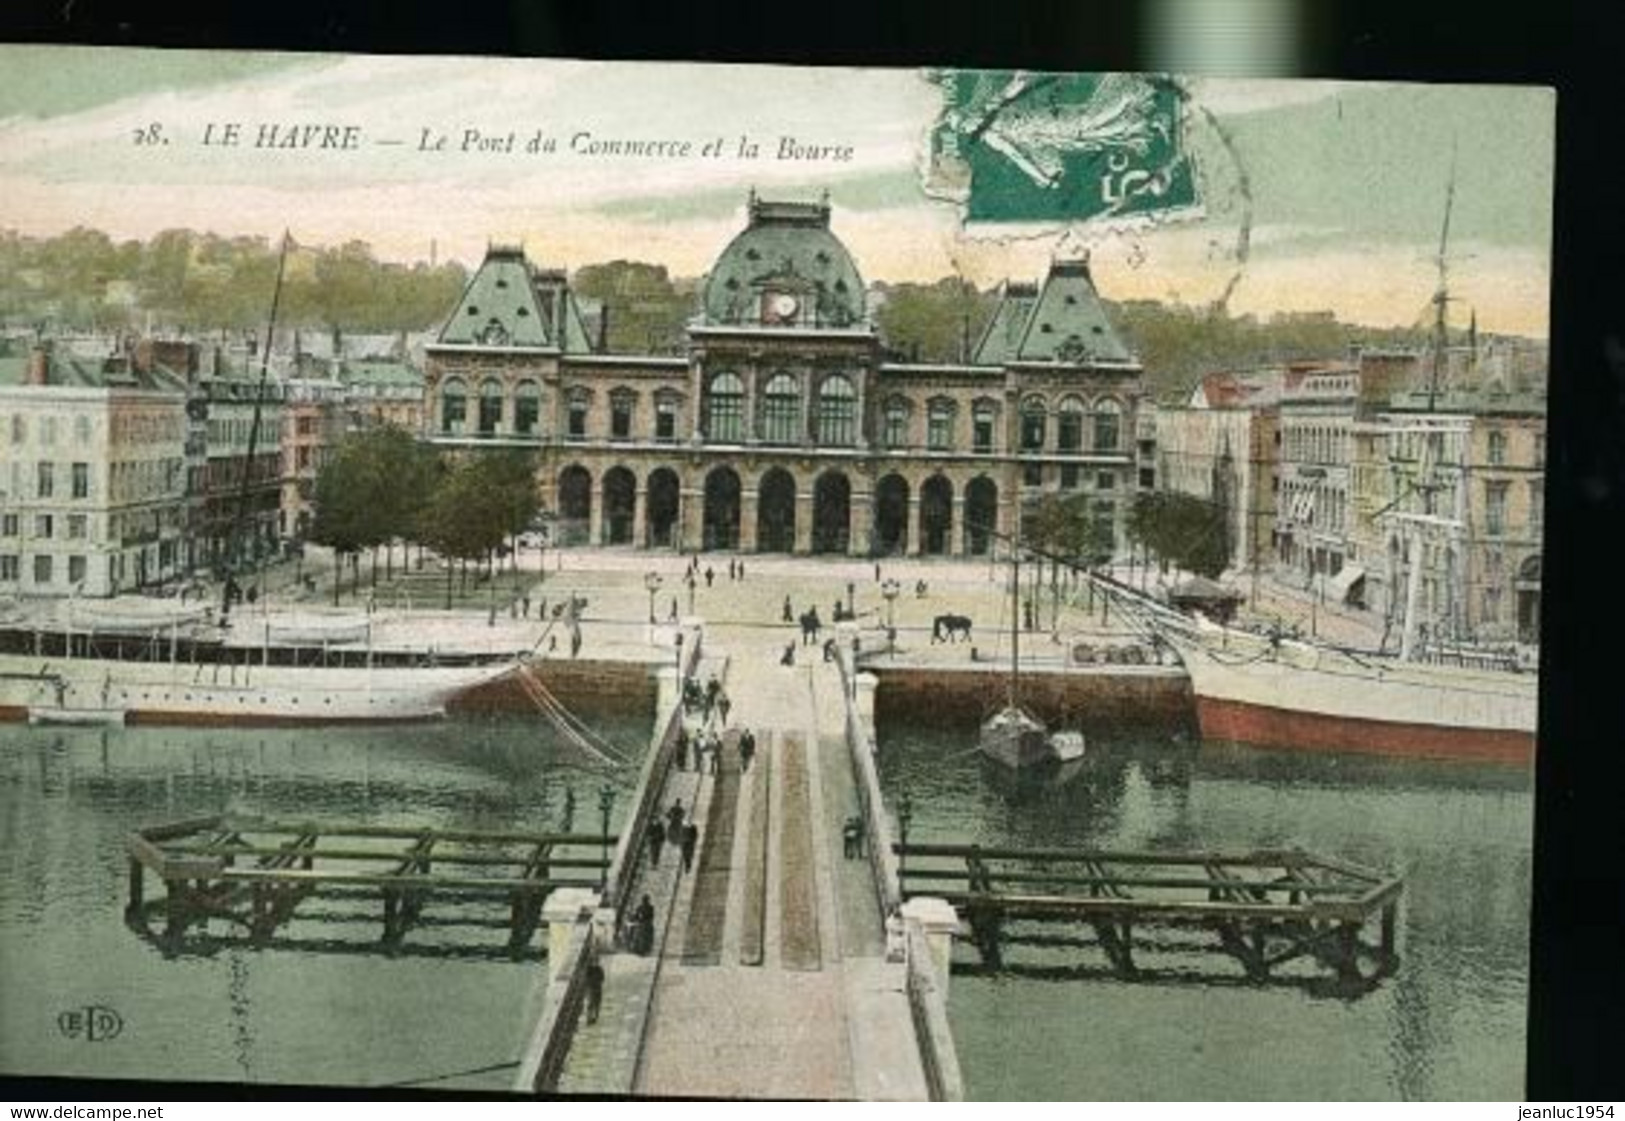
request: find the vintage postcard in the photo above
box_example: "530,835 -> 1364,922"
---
0,47 -> 1552,1100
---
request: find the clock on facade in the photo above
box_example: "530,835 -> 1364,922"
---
764,292 -> 799,323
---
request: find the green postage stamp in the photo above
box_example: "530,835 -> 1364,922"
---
924,69 -> 1200,225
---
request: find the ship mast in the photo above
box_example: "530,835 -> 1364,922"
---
1009,534 -> 1020,710
1399,158 -> 1456,661
221,230 -> 291,618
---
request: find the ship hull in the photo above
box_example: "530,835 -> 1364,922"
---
0,655 -> 514,726
1169,627 -> 1537,764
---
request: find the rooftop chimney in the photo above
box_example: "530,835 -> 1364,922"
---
26,343 -> 49,386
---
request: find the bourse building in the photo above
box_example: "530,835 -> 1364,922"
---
424,195 -> 1146,557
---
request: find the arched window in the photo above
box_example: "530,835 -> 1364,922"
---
1056,396 -> 1085,454
817,375 -> 856,446
927,397 -> 957,450
761,373 -> 801,445
514,380 -> 541,437
478,377 -> 504,436
440,377 -> 467,434
1020,395 -> 1048,452
610,388 -> 636,440
882,396 -> 911,449
706,372 -> 745,442
972,398 -> 998,454
1093,398 -> 1121,451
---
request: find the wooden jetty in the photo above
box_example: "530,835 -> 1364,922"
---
125,815 -> 612,954
896,843 -> 1403,991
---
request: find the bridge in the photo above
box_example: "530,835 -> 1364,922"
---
513,617 -> 963,1100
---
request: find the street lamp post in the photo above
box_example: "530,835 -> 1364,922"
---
881,578 -> 900,659
896,792 -> 913,885
846,581 -> 855,619
597,784 -> 616,891
644,571 -> 663,625
674,630 -> 685,677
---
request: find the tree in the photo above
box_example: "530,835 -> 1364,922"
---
1127,491 -> 1231,580
872,277 -> 998,363
417,457 -> 512,608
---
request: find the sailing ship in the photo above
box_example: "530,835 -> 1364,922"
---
979,538 -> 1087,768
1150,168 -> 1538,763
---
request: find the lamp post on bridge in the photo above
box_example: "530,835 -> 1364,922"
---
896,792 -> 913,889
597,784 -> 616,891
881,578 -> 900,660
644,570 -> 663,625
674,630 -> 685,678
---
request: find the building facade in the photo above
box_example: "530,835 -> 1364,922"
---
424,195 -> 1147,557
0,342 -> 189,597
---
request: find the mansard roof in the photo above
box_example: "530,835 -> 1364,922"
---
436,246 -> 595,352
974,258 -> 1135,367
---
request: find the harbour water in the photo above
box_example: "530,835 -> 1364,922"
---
1,707 -> 1532,1099
876,722 -> 1534,1101
0,711 -> 651,1094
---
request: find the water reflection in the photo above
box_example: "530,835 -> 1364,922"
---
877,714 -> 1533,1100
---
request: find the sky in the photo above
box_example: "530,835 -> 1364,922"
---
0,47 -> 1556,337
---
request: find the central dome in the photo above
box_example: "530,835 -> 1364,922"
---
699,194 -> 867,329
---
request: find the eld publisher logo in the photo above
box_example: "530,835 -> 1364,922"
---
57,1005 -> 123,1043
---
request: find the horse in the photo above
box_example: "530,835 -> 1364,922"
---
931,614 -> 972,643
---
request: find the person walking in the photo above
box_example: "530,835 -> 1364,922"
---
666,798 -> 686,837
680,822 -> 699,873
782,595 -> 793,623
780,641 -> 796,666
716,690 -> 731,726
739,728 -> 756,773
645,818 -> 666,868
708,731 -> 723,773
669,597 -> 678,622
633,894 -> 656,956
704,565 -> 715,587
585,950 -> 605,1024
737,561 -> 745,581
675,726 -> 690,771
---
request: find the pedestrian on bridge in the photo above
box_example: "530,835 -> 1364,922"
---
739,728 -> 757,773
716,690 -> 731,726
708,731 -> 723,774
632,894 -> 656,956
675,726 -> 690,771
680,822 -> 699,873
666,798 -> 686,836
585,951 -> 605,1024
645,819 -> 666,868
782,595 -> 794,623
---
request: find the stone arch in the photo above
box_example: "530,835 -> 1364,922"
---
602,466 -> 637,546
757,466 -> 797,553
704,466 -> 742,550
813,470 -> 851,554
646,467 -> 680,548
873,473 -> 909,556
557,464 -> 592,546
964,475 -> 998,556
1056,394 -> 1085,454
920,474 -> 953,556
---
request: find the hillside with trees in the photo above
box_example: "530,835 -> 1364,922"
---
1,228 -> 1447,390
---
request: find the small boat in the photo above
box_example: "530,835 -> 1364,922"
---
29,705 -> 127,727
979,539 -> 1087,768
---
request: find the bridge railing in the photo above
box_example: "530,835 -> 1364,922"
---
903,923 -> 965,1102
601,624 -> 704,916
517,924 -> 594,1093
835,641 -> 902,918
